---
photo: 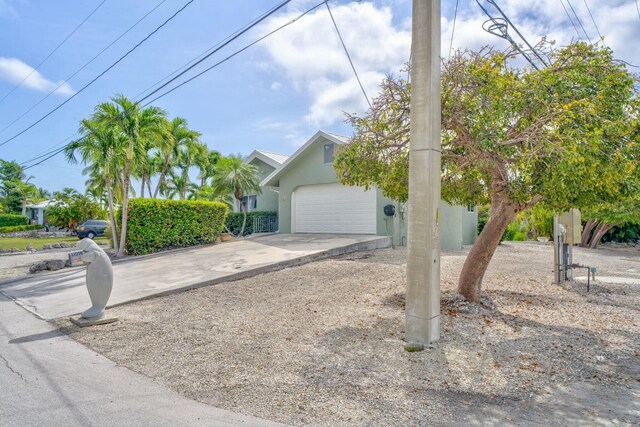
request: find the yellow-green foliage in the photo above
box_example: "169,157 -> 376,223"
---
0,224 -> 43,233
125,199 -> 227,255
0,214 -> 29,227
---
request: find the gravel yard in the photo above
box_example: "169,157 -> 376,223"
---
0,250 -> 73,281
56,242 -> 640,426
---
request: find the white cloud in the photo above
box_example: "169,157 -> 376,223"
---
270,81 -> 282,90
445,0 -> 640,67
258,2 -> 410,126
258,1 -> 639,128
0,57 -> 75,96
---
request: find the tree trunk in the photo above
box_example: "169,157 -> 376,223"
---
457,198 -> 517,302
240,200 -> 248,237
147,179 -> 152,198
153,154 -> 171,198
105,173 -> 118,249
580,219 -> 599,247
589,223 -> 614,249
140,175 -> 146,199
117,161 -> 133,258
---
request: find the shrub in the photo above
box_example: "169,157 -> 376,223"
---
512,231 -> 528,241
476,205 -> 490,235
0,214 -> 29,227
225,211 -> 276,236
502,221 -> 526,241
124,199 -> 228,255
0,224 -> 44,233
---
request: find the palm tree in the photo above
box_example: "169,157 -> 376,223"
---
153,117 -> 201,198
165,170 -> 197,200
189,185 -> 233,208
65,118 -> 127,248
93,94 -> 166,257
195,149 -> 221,189
211,155 -> 261,236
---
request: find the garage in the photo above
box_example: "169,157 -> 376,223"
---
292,183 -> 377,234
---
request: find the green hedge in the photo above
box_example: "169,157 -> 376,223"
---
0,224 -> 44,233
225,211 -> 276,236
125,199 -> 228,255
0,214 -> 29,227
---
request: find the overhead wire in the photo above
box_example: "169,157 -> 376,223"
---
559,0 -> 583,41
324,1 -> 371,109
0,0 -> 168,137
0,0 -> 108,105
566,0 -> 592,43
0,0 -> 195,150
22,0 -> 321,170
635,0 -> 640,21
582,0 -> 603,42
139,0 -> 326,108
449,0 -> 460,58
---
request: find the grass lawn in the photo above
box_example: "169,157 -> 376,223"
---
0,236 -> 109,250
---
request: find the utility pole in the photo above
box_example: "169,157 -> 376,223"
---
405,0 -> 441,349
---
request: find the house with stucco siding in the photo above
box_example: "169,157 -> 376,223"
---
259,130 -> 477,250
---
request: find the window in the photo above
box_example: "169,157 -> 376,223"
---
323,143 -> 335,164
467,205 -> 475,212
241,195 -> 257,212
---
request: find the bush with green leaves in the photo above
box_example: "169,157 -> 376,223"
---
0,214 -> 29,227
502,221 -> 528,242
124,199 -> 227,255
225,211 -> 276,236
0,224 -> 44,233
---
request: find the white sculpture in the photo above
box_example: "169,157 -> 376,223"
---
76,238 -> 113,319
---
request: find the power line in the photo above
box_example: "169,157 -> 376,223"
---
0,0 -> 168,137
127,0 -> 293,107
23,0 -> 311,170
635,0 -> 640,21
140,0 -> 326,108
0,0 -> 108,106
583,0 -> 603,42
559,0 -> 583,41
0,0 -> 195,150
324,1 -> 371,109
449,0 -> 460,58
566,0 -> 592,43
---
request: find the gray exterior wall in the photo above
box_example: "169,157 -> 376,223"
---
462,206 -> 478,245
268,134 -> 476,250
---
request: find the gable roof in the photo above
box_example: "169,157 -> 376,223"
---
245,149 -> 289,169
261,130 -> 349,187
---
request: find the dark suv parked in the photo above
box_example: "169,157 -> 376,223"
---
76,220 -> 108,239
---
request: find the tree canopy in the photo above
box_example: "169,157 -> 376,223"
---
335,42 -> 640,301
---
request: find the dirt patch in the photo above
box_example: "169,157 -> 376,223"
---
55,242 -> 640,426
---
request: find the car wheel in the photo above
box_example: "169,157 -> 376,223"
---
87,231 -> 96,239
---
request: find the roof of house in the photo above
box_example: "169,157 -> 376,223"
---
245,149 -> 289,169
25,200 -> 54,209
261,130 -> 349,187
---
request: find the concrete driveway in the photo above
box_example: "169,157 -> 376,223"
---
0,234 -> 389,320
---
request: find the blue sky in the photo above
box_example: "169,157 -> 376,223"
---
0,0 -> 638,193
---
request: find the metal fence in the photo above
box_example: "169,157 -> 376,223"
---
252,215 -> 278,233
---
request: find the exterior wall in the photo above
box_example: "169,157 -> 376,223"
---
233,159 -> 278,213
271,135 -> 476,250
440,202 -> 463,251
462,206 -> 478,245
276,137 -> 339,233
25,208 -> 45,225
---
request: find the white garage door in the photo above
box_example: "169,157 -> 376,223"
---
293,183 -> 377,234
